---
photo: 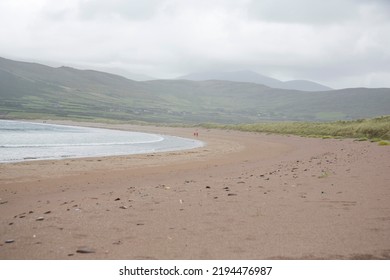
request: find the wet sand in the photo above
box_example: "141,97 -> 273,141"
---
0,122 -> 389,259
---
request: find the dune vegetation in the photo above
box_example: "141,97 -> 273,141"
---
200,116 -> 390,141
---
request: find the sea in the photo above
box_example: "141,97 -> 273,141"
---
0,120 -> 204,163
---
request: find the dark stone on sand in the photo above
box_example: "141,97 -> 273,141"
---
115,198 -> 120,201
76,247 -> 96,254
228,193 -> 237,196
36,217 -> 45,221
44,211 -> 51,214
206,186 -> 211,189
0,200 -> 8,205
5,239 -> 15,244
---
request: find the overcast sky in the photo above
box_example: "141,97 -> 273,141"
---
1,0 -> 390,88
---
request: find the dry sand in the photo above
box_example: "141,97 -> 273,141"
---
0,122 -> 389,259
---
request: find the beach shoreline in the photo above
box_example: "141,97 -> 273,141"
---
1,121 -> 389,259
0,120 -> 205,163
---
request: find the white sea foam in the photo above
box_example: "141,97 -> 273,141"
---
0,120 -> 203,163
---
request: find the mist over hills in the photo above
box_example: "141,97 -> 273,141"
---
1,57 -> 389,124
177,70 -> 333,91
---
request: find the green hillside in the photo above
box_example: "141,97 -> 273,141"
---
1,57 -> 390,124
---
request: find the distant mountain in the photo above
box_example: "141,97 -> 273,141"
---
94,67 -> 155,81
1,57 -> 389,124
177,70 -> 282,87
281,80 -> 332,91
177,70 -> 332,91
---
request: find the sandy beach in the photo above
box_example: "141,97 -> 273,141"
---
0,122 -> 389,259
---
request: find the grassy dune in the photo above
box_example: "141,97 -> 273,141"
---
201,116 -> 390,141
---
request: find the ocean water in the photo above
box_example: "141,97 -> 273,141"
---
0,120 -> 204,163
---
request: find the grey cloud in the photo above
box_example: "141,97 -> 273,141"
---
247,0 -> 376,24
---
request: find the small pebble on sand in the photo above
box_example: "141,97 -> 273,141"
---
76,247 -> 96,254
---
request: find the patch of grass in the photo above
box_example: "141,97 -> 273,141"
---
200,116 -> 390,141
378,140 -> 390,146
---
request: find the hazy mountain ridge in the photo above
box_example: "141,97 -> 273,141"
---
177,70 -> 333,91
1,57 -> 389,124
